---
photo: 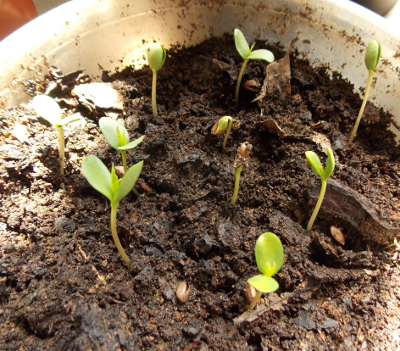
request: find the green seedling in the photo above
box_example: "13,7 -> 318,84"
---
231,142 -> 252,205
234,28 -> 274,109
147,43 -> 166,117
305,147 -> 335,232
348,40 -> 381,144
211,116 -> 233,152
247,232 -> 284,310
82,155 -> 144,269
99,117 -> 145,196
32,95 -> 82,175
384,238 -> 400,250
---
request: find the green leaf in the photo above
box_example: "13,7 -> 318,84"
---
32,95 -> 63,126
117,135 -> 146,151
114,161 -> 144,203
255,232 -> 284,277
248,274 -> 279,293
82,155 -> 113,201
234,28 -> 250,59
324,147 -> 335,180
305,151 -> 325,179
247,49 -> 275,62
147,43 -> 166,72
99,117 -> 130,149
364,40 -> 381,71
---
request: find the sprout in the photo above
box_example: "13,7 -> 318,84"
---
231,142 -> 252,205
32,95 -> 83,175
234,28 -> 274,109
147,43 -> 166,117
348,40 -> 381,144
305,147 -> 335,232
384,238 -> 400,250
82,155 -> 144,269
247,232 -> 284,310
99,117 -> 145,195
211,116 -> 234,152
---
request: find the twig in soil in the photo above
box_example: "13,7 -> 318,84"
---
77,244 -> 107,286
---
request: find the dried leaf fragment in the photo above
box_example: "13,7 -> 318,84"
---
253,40 -> 294,102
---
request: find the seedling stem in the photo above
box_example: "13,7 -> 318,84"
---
111,204 -> 131,269
231,165 -> 243,205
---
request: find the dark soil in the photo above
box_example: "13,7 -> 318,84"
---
0,34 -> 400,350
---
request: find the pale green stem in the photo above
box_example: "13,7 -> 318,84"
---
57,126 -> 65,175
111,204 -> 131,269
235,58 -> 249,109
121,150 -> 141,197
230,166 -> 243,205
248,290 -> 263,311
348,70 -> 374,144
152,70 -> 158,117
121,150 -> 128,173
307,179 -> 327,232
222,117 -> 233,152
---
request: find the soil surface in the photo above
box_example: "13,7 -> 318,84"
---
0,34 -> 400,351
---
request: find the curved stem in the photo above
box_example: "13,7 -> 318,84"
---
230,166 -> 243,205
111,204 -> 131,269
248,290 -> 263,311
235,58 -> 249,110
57,126 -> 65,175
222,117 -> 233,152
307,179 -> 327,232
348,70 -> 374,144
152,70 -> 158,117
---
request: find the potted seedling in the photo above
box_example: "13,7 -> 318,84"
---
247,232 -> 284,310
211,116 -> 234,152
99,117 -> 145,195
32,95 -> 83,175
305,147 -> 335,232
82,155 -> 144,269
147,43 -> 166,117
231,141 -> 252,204
348,40 -> 381,144
234,28 -> 274,109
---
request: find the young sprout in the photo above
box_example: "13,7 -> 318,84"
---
82,155 -> 144,269
305,147 -> 335,232
234,28 -> 274,109
348,40 -> 381,144
247,232 -> 284,310
147,43 -> 166,117
384,238 -> 400,250
230,142 -> 252,205
211,116 -> 233,152
99,117 -> 145,196
32,95 -> 83,175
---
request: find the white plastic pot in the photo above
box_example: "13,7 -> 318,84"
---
0,0 -> 399,137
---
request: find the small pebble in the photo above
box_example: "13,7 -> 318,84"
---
4,244 -> 16,254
